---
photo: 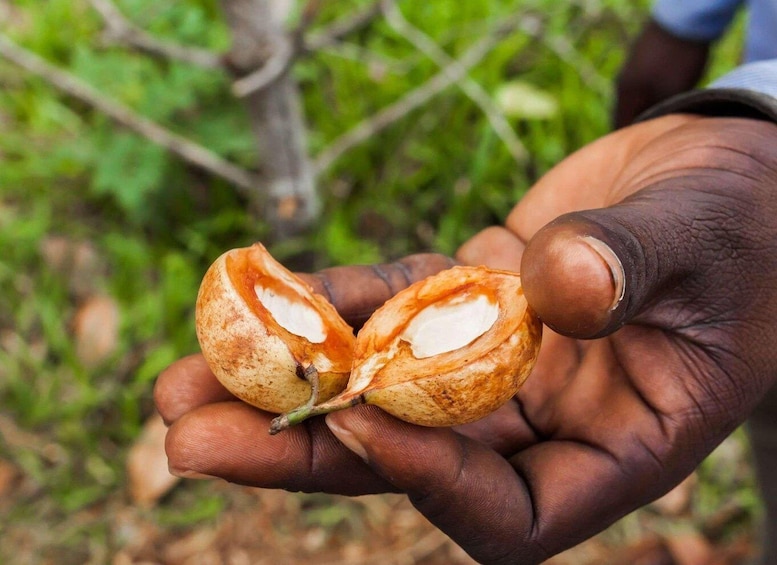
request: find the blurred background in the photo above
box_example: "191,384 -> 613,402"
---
0,0 -> 760,563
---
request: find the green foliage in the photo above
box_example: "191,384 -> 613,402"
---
156,485 -> 227,527
2,0 -> 654,250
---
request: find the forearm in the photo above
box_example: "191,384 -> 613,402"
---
613,0 -> 747,128
614,18 -> 710,128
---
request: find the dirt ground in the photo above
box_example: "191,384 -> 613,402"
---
0,452 -> 760,565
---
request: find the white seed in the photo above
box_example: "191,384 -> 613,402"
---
400,293 -> 498,358
254,285 -> 327,343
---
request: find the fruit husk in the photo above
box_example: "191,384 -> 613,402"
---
270,265 -> 542,432
196,243 -> 355,414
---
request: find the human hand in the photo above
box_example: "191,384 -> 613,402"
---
455,114 -> 777,559
156,114 -> 777,563
614,19 -> 710,128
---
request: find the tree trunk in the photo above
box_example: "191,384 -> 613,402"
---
220,0 -> 319,237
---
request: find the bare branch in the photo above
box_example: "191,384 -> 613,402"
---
231,33 -> 293,97
88,0 -> 223,69
219,0 -> 319,234
0,33 -> 262,199
314,14 -> 531,173
316,41 -> 412,75
232,0 -> 383,98
305,1 -> 382,51
381,0 -> 527,164
228,0 -> 302,99
543,34 -> 610,95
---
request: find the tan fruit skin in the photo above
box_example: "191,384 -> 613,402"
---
351,267 -> 542,427
366,316 -> 540,426
195,247 -> 353,414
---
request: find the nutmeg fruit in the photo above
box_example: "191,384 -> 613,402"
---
270,265 -> 542,433
195,243 -> 355,413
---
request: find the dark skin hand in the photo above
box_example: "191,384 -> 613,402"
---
155,115 -> 777,563
614,19 -> 710,128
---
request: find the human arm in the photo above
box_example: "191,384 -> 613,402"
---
156,66 -> 777,563
614,0 -> 744,128
614,19 -> 710,128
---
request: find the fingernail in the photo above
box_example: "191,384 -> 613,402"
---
581,236 -> 624,310
169,468 -> 218,480
325,415 -> 369,463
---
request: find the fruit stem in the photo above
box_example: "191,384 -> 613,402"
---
301,363 -> 321,407
268,393 -> 365,435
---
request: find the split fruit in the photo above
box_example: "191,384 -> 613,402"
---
194,243 -> 542,433
195,243 -> 355,414
270,263 -> 541,433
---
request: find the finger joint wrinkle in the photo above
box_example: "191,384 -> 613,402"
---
313,273 -> 335,304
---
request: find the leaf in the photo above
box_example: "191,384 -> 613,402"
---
39,235 -> 102,299
162,529 -> 219,563
665,532 -> 715,565
322,209 -> 382,265
126,412 -> 179,508
494,80 -> 559,120
72,294 -> 121,369
0,458 -> 19,498
91,133 -> 168,218
134,343 -> 178,385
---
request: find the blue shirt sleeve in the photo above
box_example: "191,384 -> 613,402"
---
652,0 -> 744,42
711,59 -> 777,100
744,1 -> 777,62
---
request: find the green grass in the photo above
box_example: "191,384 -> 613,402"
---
0,0 -> 751,562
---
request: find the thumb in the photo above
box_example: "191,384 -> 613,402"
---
520,117 -> 777,340
520,199 -> 696,339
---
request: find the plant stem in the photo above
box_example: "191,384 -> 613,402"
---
302,363 -> 321,407
268,393 -> 365,435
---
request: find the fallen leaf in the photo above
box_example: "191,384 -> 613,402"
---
162,528 -> 218,563
494,80 -> 559,120
111,506 -> 162,557
111,551 -> 133,565
127,413 -> 179,507
72,294 -> 120,369
0,458 -> 18,498
40,235 -> 102,299
600,535 -> 673,565
665,531 -> 715,565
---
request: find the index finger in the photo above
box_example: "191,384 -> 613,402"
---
154,354 -> 236,425
300,253 -> 455,329
163,401 -> 397,496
